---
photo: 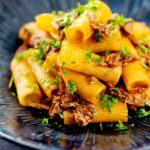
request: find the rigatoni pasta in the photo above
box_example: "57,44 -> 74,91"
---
10,0 -> 150,127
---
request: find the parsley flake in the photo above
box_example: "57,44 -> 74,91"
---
68,81 -> 77,94
139,45 -> 148,54
15,53 -> 25,61
100,94 -> 118,112
63,70 -> 69,75
8,75 -> 14,89
11,92 -> 17,97
60,14 -> 73,28
41,117 -> 49,125
136,108 -> 150,118
111,15 -> 131,27
116,120 -> 128,131
121,47 -> 132,57
99,123 -> 103,131
95,31 -> 102,42
75,3 -> 85,15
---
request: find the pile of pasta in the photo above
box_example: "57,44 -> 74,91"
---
11,0 -> 150,126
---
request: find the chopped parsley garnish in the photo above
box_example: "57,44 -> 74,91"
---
86,0 -> 98,11
121,47 -> 132,57
116,120 -> 128,131
15,53 -> 25,61
95,31 -> 102,42
8,75 -> 14,89
146,101 -> 150,107
141,36 -> 150,42
41,117 -> 49,125
75,3 -> 85,15
99,123 -> 103,131
105,50 -> 110,56
32,85 -> 40,92
111,15 -> 131,27
71,61 -> 76,64
11,92 -> 17,97
50,40 -> 61,49
60,62 -> 66,67
142,63 -> 149,70
63,69 -> 69,75
60,14 -> 73,28
58,112 -> 64,119
85,50 -> 92,61
85,50 -> 102,65
136,108 -> 150,118
53,76 -> 60,86
68,81 -> 77,94
139,45 -> 148,54
100,94 -> 118,112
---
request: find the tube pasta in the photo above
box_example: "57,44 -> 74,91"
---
63,102 -> 128,125
122,60 -> 150,93
27,53 -> 58,99
60,70 -> 106,104
120,36 -> 138,58
80,28 -> 121,53
35,13 -> 58,38
19,22 -> 47,41
43,52 -> 58,77
58,41 -> 122,85
65,12 -> 93,43
86,0 -> 112,24
11,58 -> 42,106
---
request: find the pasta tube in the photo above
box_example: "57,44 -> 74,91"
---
63,102 -> 128,125
122,60 -> 150,93
120,36 -> 138,58
80,28 -> 121,53
124,21 -> 150,42
19,22 -> 47,41
86,0 -> 112,24
60,70 -> 106,104
27,55 -> 58,99
65,12 -> 93,43
35,13 -> 58,37
43,52 -> 58,77
11,59 -> 42,106
58,41 -> 122,85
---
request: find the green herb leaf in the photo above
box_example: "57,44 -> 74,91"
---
53,76 -> 60,86
85,50 -> 92,61
142,63 -> 149,70
15,53 -> 25,61
111,15 -> 131,26
50,40 -> 61,49
121,47 -> 132,57
99,123 -> 103,131
60,14 -> 73,28
116,120 -> 128,131
136,108 -> 150,118
8,75 -> 14,89
75,3 -> 85,15
100,94 -> 118,112
139,45 -> 148,54
68,81 -> 77,94
63,69 -> 69,75
141,36 -> 150,42
41,117 -> 49,125
11,92 -> 17,97
95,31 -> 102,42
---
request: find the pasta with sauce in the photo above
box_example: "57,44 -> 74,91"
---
10,0 -> 150,127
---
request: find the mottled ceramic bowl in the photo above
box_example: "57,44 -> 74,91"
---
0,0 -> 150,149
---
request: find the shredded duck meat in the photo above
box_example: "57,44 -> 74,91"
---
100,53 -> 136,67
108,86 -> 147,106
49,77 -> 95,126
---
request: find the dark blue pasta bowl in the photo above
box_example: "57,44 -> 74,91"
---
0,0 -> 150,149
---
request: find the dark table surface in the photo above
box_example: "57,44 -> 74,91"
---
0,137 -> 33,150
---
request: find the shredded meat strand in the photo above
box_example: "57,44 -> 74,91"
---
49,77 -> 95,126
